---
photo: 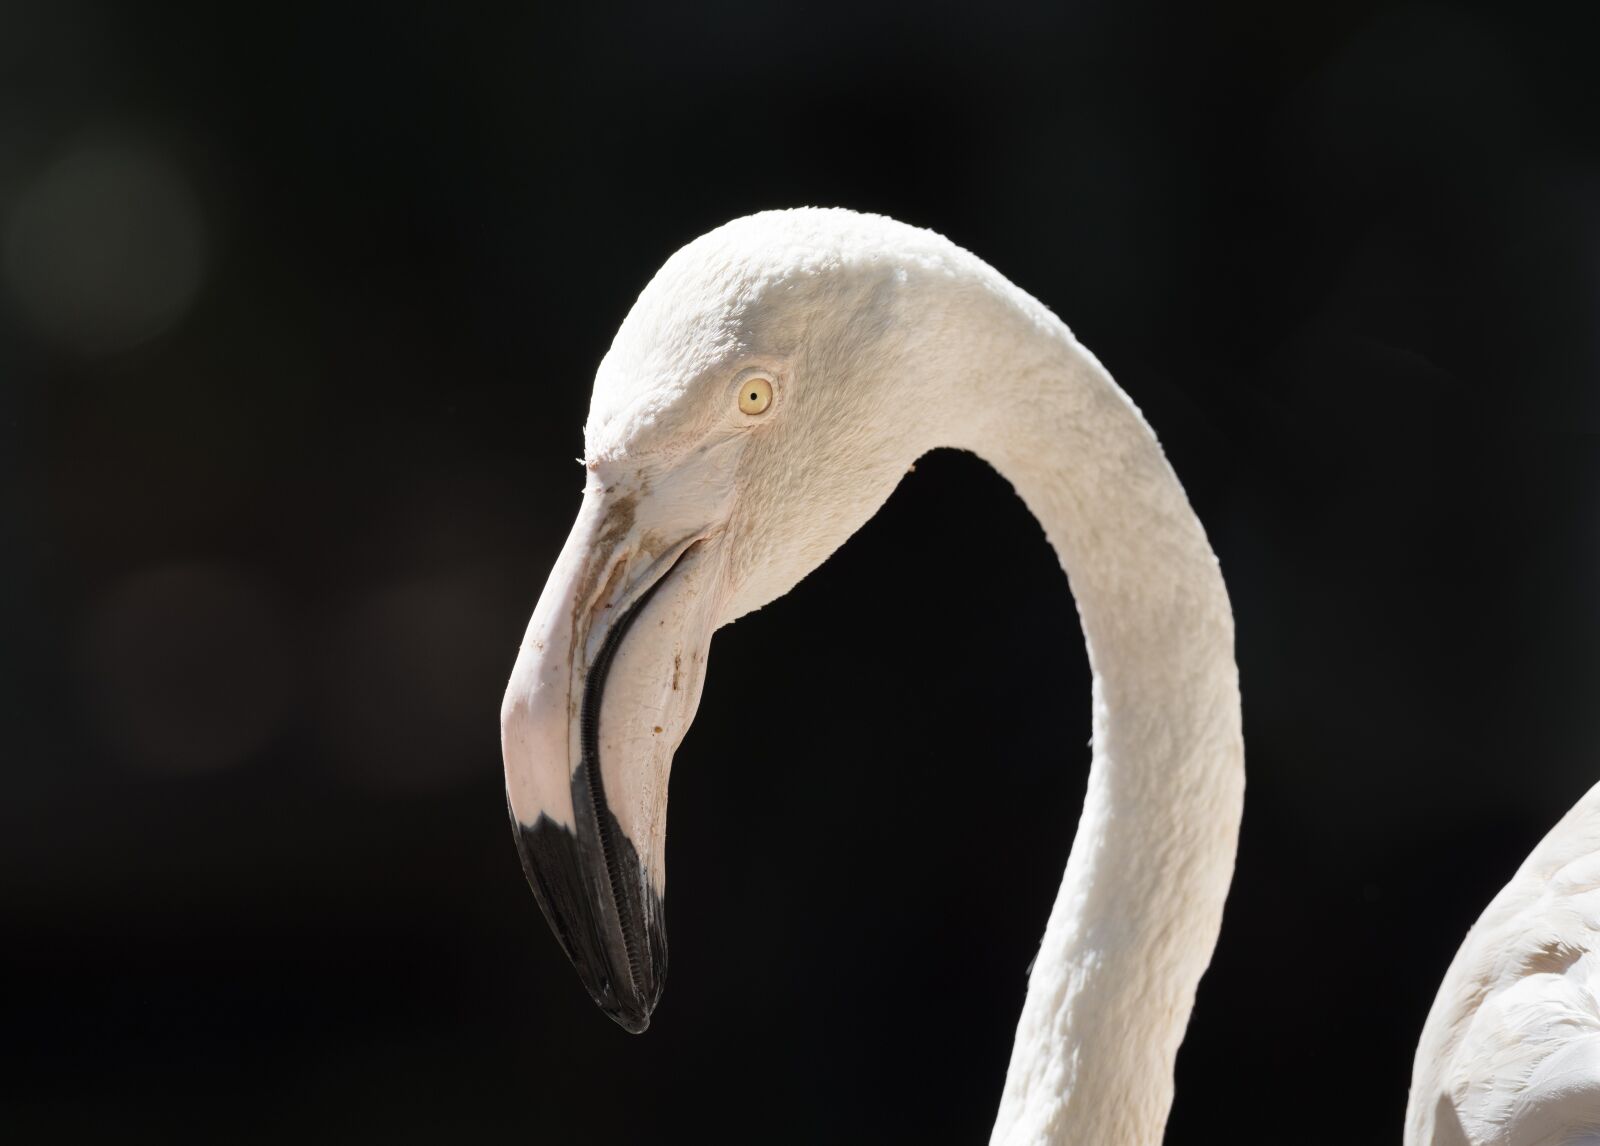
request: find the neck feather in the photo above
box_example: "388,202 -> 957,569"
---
926,281 -> 1244,1146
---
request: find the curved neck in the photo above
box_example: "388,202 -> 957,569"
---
925,281 -> 1244,1145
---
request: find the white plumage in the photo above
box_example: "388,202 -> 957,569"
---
501,207 -> 1600,1145
1409,783 -> 1600,1145
505,207 -> 1241,1142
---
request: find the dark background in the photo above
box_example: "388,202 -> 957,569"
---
5,0 -> 1599,1141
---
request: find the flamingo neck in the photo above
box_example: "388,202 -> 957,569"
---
930,287 -> 1244,1145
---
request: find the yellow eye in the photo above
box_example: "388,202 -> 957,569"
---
738,376 -> 773,416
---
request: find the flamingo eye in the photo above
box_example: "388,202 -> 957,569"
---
738,377 -> 773,416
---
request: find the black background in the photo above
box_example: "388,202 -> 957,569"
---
6,1 -> 1600,1141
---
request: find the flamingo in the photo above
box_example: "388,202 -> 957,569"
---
500,207 -> 1240,1143
500,207 -> 1600,1144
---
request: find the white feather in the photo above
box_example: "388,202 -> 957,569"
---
1410,783 -> 1600,1145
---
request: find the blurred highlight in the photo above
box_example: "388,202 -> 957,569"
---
3,135 -> 206,353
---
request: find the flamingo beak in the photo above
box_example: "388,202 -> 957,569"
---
500,484 -> 721,1033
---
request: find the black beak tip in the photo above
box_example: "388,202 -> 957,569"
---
510,809 -> 668,1033
604,1002 -> 652,1035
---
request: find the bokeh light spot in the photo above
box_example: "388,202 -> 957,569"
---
318,574 -> 507,793
3,137 -> 207,353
